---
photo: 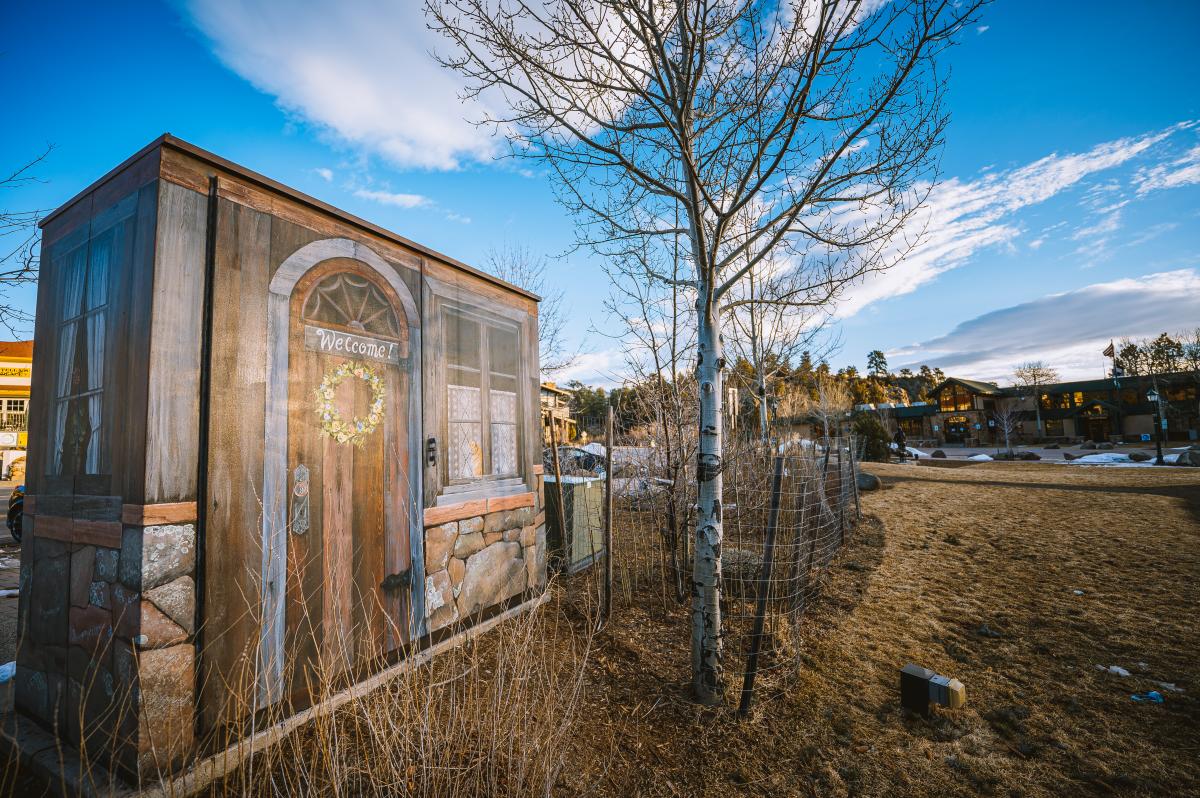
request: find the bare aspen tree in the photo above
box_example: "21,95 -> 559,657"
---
992,397 -> 1022,455
1013,360 -> 1058,439
428,0 -> 982,703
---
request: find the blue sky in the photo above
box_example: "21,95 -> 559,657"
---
2,1 -> 1198,386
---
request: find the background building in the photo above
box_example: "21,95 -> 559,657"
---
0,339 -> 32,479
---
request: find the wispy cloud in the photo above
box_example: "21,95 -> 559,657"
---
183,0 -> 500,170
353,188 -> 431,209
838,122 -> 1197,315
314,167 -> 334,182
891,269 -> 1200,381
1135,142 -> 1200,195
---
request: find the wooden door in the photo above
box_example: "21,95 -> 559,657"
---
283,261 -> 411,700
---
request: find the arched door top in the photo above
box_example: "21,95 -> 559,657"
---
269,237 -> 419,327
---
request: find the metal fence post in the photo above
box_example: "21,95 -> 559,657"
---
602,406 -> 614,628
738,454 -> 785,717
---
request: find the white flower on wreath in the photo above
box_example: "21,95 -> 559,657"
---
313,360 -> 387,446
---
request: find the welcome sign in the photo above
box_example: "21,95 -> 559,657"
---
304,325 -> 403,365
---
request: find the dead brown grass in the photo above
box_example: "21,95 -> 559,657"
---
547,461 -> 1200,797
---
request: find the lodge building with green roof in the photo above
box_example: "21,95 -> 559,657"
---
882,371 -> 1198,447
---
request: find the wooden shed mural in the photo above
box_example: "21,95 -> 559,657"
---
14,135 -> 546,781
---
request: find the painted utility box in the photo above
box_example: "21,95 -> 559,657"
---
14,135 -> 547,782
543,475 -> 604,573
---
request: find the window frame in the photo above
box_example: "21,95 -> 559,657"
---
425,276 -> 535,507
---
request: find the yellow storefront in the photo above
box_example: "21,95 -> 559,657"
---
0,340 -> 33,479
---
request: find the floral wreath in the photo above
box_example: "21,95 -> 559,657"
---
314,361 -> 386,446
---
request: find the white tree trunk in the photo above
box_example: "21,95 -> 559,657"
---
692,300 -> 724,704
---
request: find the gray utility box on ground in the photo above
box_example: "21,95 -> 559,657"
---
543,475 -> 604,573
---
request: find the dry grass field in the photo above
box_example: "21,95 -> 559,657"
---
7,462 -> 1197,797
554,460 -> 1200,798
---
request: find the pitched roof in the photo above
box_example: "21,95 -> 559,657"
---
0,341 -> 33,360
933,377 -> 1002,396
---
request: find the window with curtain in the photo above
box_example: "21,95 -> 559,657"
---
52,225 -> 114,475
444,307 -> 521,483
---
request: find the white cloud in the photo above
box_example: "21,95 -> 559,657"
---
836,123 -> 1191,316
891,269 -> 1200,382
555,349 -> 626,389
314,167 -> 334,182
353,188 -> 431,209
1136,142 -> 1200,195
183,0 -> 501,170
976,25 -> 990,34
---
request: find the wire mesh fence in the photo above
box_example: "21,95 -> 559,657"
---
544,415 -> 861,709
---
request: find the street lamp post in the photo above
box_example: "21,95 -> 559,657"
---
1147,386 -> 1165,466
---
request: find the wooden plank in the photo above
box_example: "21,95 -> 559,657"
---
157,141 -> 536,306
121,502 -> 198,526
145,181 -> 207,503
423,500 -> 488,528
71,495 -> 123,522
31,515 -> 73,542
487,492 -> 535,512
115,180 -> 160,505
71,520 -> 123,548
22,495 -> 35,515
200,198 -> 271,735
29,516 -> 122,548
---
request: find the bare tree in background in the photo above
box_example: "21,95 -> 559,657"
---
992,397 -> 1022,456
723,240 -> 831,443
0,148 -> 51,336
800,372 -> 852,447
428,0 -> 983,703
1013,360 -> 1059,439
604,242 -> 697,601
485,243 -> 577,374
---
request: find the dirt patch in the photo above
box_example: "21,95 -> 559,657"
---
552,461 -> 1200,797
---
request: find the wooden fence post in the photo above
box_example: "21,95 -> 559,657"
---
602,406 -> 614,628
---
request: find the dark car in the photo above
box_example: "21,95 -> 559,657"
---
7,484 -> 24,543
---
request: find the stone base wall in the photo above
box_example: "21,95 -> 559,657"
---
423,484 -> 546,634
16,517 -> 198,778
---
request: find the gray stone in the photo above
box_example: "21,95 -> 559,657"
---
520,525 -> 536,548
1128,452 -> 1152,462
513,506 -> 535,527
30,540 -> 70,647
70,545 -> 96,607
89,581 -> 111,609
453,531 -> 486,558
1175,449 -> 1200,467
448,557 -> 465,593
722,547 -> 763,597
119,527 -> 143,589
425,570 -> 458,631
856,472 -> 882,491
94,547 -> 120,582
1097,442 -> 1114,450
1080,442 -> 1097,450
932,450 -> 946,458
425,522 -> 458,573
484,510 -> 518,535
141,524 -> 196,590
503,527 -> 521,542
524,545 -> 538,590
110,582 -> 140,640
457,542 -> 527,616
145,576 -> 195,634
1043,443 -> 1060,449
459,516 -> 484,535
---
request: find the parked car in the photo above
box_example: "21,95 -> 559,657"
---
7,484 -> 24,543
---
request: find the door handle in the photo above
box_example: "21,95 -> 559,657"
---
291,464 -> 310,535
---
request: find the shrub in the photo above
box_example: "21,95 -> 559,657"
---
853,412 -> 891,462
